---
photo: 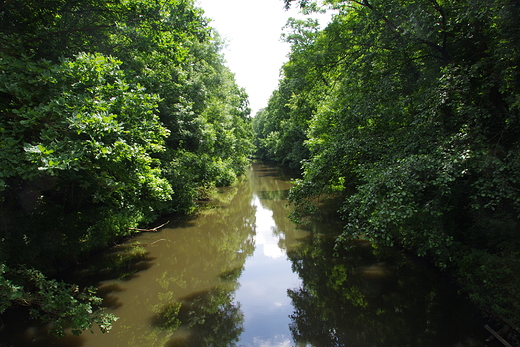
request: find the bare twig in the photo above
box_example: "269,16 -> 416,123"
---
129,221 -> 169,233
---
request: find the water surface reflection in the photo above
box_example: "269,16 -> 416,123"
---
233,193 -> 306,347
287,234 -> 487,347
0,162 -> 487,347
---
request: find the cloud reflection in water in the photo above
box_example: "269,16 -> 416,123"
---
234,194 -> 301,346
251,194 -> 284,259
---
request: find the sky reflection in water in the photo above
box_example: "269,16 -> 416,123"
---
234,194 -> 302,347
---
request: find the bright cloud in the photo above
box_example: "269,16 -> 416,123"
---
196,0 -> 332,116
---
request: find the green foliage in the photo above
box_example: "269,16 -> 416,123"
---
266,0 -> 520,323
0,0 -> 254,335
1,52 -> 171,200
0,264 -> 117,337
252,17 -> 325,167
0,52 -> 172,269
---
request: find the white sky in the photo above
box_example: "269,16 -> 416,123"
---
196,0 -> 331,116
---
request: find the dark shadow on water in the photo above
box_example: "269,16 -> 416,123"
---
69,244 -> 156,285
159,213 -> 201,230
96,283 -> 126,309
286,234 -> 488,347
0,307 -> 86,347
166,218 -> 198,229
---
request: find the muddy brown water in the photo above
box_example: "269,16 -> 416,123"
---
1,161 -> 489,346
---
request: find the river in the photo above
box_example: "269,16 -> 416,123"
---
1,161 -> 488,347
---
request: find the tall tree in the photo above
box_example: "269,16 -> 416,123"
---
263,0 -> 520,323
0,0 -> 253,335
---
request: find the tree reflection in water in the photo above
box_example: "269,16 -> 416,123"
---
0,163 -> 487,347
154,288 -> 243,347
287,234 -> 486,347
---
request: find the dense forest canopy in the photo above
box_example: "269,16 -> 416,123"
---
255,0 -> 520,324
0,0 -> 254,335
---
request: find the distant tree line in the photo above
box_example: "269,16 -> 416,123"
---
255,0 -> 520,324
0,0 -> 253,335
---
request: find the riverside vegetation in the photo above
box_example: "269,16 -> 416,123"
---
1,0 -> 519,338
0,0 -> 254,336
255,0 -> 520,330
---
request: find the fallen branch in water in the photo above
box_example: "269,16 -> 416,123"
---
129,221 -> 169,232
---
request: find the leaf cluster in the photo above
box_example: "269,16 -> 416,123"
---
0,264 -> 117,337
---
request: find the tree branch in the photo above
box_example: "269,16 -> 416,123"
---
129,220 -> 169,232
